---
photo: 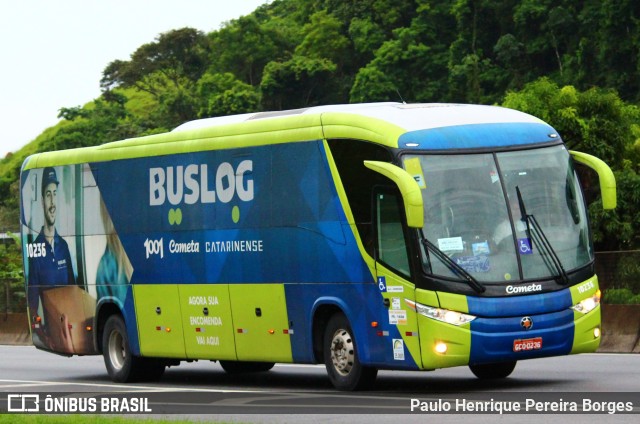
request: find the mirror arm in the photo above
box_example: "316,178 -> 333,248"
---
569,150 -> 617,210
363,160 -> 424,228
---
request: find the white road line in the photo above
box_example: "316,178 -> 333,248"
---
0,382 -> 58,389
0,379 -> 272,393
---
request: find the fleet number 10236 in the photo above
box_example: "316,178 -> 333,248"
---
26,242 -> 47,258
144,238 -> 164,259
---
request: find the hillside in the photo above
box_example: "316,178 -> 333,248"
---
1,0 -> 639,251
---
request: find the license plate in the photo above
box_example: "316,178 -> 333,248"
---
513,337 -> 542,352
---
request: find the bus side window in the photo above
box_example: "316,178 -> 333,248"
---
376,191 -> 410,277
326,139 -> 392,257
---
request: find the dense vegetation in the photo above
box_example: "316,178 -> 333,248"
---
1,0 -> 639,307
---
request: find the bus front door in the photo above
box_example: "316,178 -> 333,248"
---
374,191 -> 422,368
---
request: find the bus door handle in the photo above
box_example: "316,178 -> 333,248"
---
383,298 -> 390,309
155,307 -> 161,315
203,307 -> 209,316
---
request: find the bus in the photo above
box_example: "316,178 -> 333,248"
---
20,103 -> 616,390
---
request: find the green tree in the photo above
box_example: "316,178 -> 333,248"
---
503,78 -> 640,250
0,234 -> 24,313
574,0 -> 640,101
448,0 -> 502,103
39,93 -> 137,152
101,28 -> 210,95
295,11 -> 351,67
350,66 -> 398,103
260,56 -> 338,109
502,78 -> 639,168
0,180 -> 20,232
100,28 -> 209,128
196,72 -> 261,117
209,15 -> 293,86
350,0 -> 456,103
493,33 -> 526,90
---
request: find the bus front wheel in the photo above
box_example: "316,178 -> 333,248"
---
102,315 -> 165,382
469,361 -> 517,379
323,313 -> 377,391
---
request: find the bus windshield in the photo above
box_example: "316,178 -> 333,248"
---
403,145 -> 592,284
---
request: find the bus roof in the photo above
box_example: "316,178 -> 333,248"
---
23,103 -> 559,170
173,102 -> 545,133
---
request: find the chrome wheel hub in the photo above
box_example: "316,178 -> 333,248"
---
330,329 -> 354,376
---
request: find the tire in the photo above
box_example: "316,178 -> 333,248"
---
469,361 -> 517,379
323,313 -> 377,391
102,315 -> 165,382
219,361 -> 275,374
139,358 -> 167,382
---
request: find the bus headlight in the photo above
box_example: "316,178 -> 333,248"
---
405,299 -> 476,325
571,290 -> 601,314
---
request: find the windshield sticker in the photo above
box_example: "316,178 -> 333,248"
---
391,297 -> 401,310
518,238 -> 533,254
404,157 -> 427,189
472,241 -> 491,256
455,255 -> 490,273
437,236 -> 464,252
490,170 -> 499,184
387,285 -> 404,293
393,339 -> 405,360
389,309 -> 407,325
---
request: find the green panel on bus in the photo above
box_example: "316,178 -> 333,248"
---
179,284 -> 237,360
570,276 -> 602,354
133,284 -> 186,358
229,284 -> 293,362
415,289 -> 472,369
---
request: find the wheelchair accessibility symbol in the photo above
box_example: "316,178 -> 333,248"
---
518,238 -> 533,255
378,276 -> 387,292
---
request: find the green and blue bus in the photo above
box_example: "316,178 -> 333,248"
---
20,103 -> 616,390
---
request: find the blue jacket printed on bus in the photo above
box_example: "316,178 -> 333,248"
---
28,228 -> 75,315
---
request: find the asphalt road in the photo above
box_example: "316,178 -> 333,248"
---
0,345 -> 638,423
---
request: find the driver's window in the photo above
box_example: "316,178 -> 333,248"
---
376,192 -> 410,276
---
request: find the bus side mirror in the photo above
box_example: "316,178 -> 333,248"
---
569,150 -> 617,210
363,160 -> 424,228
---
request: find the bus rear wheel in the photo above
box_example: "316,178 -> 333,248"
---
323,313 -> 377,391
469,361 -> 517,379
102,315 -> 165,382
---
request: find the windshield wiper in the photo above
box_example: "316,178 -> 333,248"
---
515,187 -> 569,286
420,232 -> 486,293
515,186 -> 533,244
